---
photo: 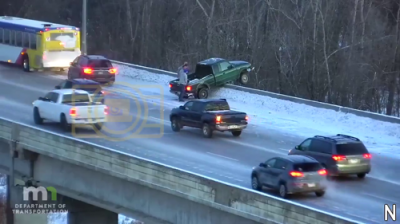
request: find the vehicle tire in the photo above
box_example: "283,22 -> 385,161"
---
23,56 -> 30,72
251,175 -> 262,191
239,71 -> 249,85
279,183 -> 288,198
171,117 -> 181,132
357,173 -> 366,179
197,88 -> 209,99
231,131 -> 242,137
202,123 -> 213,138
33,107 -> 43,125
60,114 -> 71,132
94,123 -> 103,131
315,190 -> 325,197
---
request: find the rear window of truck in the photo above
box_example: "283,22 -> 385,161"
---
62,94 -> 90,103
205,101 -> 230,111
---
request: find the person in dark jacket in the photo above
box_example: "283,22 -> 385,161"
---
177,62 -> 189,102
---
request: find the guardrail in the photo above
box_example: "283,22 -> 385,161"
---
0,117 -> 360,224
111,60 -> 400,124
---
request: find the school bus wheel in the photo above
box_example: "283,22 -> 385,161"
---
23,56 -> 30,72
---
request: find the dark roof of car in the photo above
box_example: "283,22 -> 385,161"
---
188,99 -> 227,103
84,55 -> 109,60
313,134 -> 361,144
198,58 -> 226,65
279,155 -> 318,163
70,79 -> 101,85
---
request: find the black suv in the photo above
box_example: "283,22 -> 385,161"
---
289,134 -> 371,178
55,79 -> 105,103
67,55 -> 117,85
251,155 -> 327,198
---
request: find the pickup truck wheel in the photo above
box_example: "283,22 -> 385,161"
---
33,107 -> 43,125
197,88 -> 209,99
239,72 -> 249,85
202,123 -> 213,138
60,114 -> 71,132
231,131 -> 242,137
171,117 -> 181,132
94,123 -> 103,131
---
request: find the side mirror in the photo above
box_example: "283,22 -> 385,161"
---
38,97 -> 47,101
259,163 -> 265,167
295,145 -> 301,150
179,106 -> 185,110
70,62 -> 74,66
55,85 -> 60,89
228,65 -> 233,69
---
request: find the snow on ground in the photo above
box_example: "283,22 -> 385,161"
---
114,63 -> 400,157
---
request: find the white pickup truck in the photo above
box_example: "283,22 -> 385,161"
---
32,89 -> 108,131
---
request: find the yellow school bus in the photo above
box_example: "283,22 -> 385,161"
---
0,16 -> 81,72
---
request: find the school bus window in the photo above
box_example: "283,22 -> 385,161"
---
0,28 -> 3,43
3,29 -> 10,44
22,33 -> 29,48
30,33 -> 36,49
16,32 -> 22,47
9,30 -> 15,45
37,35 -> 41,49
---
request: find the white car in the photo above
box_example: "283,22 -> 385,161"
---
32,89 -> 108,131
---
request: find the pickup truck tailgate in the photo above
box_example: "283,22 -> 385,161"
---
208,110 -> 247,123
67,103 -> 106,119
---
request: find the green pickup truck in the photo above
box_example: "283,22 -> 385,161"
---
169,58 -> 253,99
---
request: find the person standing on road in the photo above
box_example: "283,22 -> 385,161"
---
177,62 -> 189,102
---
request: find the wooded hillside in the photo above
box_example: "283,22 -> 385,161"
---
2,0 -> 400,116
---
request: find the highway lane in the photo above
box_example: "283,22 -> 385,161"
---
1,64 -> 398,223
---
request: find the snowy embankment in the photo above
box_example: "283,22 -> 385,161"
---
114,63 -> 400,157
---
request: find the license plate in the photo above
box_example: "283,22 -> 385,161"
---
228,125 -> 238,129
349,159 -> 359,163
307,183 -> 315,187
99,72 -> 103,74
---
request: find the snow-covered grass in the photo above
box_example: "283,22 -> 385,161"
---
114,63 -> 400,157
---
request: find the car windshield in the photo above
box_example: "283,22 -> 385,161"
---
62,94 -> 90,103
205,101 -> 230,111
336,143 -> 368,155
293,162 -> 322,172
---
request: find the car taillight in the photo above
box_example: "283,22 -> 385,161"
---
186,86 -> 192,91
169,84 -> 172,88
216,115 -> 221,124
70,107 -> 77,116
332,155 -> 346,161
245,115 -> 248,121
318,169 -> 327,175
104,106 -> 108,115
363,153 -> 371,159
109,68 -> 117,74
289,171 -> 304,177
83,67 -> 93,74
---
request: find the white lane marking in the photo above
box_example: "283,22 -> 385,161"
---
361,192 -> 398,204
206,152 -> 238,161
221,138 -> 287,154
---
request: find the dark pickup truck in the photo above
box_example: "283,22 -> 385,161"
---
169,58 -> 253,99
169,98 -> 248,138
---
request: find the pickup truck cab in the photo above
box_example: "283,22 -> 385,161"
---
32,89 -> 108,131
169,58 -> 253,99
169,99 -> 248,138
